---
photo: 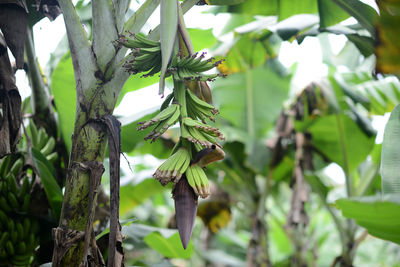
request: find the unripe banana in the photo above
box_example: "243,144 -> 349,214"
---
19,176 -> 30,199
6,173 -> 18,195
23,218 -> 30,238
9,158 -> 23,177
37,128 -> 48,150
0,210 -> 7,225
7,219 -> 14,233
29,121 -> 39,147
6,240 -> 15,255
46,152 -> 58,163
0,232 -> 9,247
21,194 -> 30,212
7,192 -> 19,210
40,136 -> 56,156
0,155 -> 12,178
0,196 -> 12,212
16,241 -> 26,254
26,233 -> 35,250
10,229 -> 18,244
16,222 -> 24,240
0,249 -> 7,259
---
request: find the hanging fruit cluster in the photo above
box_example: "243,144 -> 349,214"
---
0,155 -> 39,266
0,120 -> 59,266
118,0 -> 226,249
118,33 -> 225,197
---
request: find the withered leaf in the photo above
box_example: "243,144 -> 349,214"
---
0,3 -> 28,69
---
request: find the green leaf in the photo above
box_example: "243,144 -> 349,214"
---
381,104 -> 400,194
318,0 -> 350,28
207,0 -> 246,5
228,0 -> 278,16
120,109 -> 158,153
159,0 -> 178,95
331,0 -> 378,37
334,72 -> 400,115
213,65 -> 290,138
187,28 -> 217,52
122,223 -> 176,241
120,179 -> 165,217
144,232 -> 194,258
219,33 -> 267,73
336,195 -> 400,244
51,53 -> 76,154
307,114 -> 375,173
346,34 -> 374,58
30,147 -> 62,220
278,0 -> 318,21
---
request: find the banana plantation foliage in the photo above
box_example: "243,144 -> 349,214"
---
1,0 -> 400,266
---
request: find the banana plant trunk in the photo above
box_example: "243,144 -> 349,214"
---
51,0 -> 161,265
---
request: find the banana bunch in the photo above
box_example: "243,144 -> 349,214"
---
0,156 -> 30,213
0,155 -> 39,266
186,89 -> 218,122
0,213 -> 39,266
185,164 -> 210,198
153,148 -> 191,185
118,33 -> 162,77
137,103 -> 181,143
169,52 -> 225,82
28,122 -> 58,163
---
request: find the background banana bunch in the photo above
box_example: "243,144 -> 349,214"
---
28,122 -> 58,163
0,121 -> 58,266
0,155 -> 39,266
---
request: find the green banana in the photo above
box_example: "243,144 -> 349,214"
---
143,60 -> 162,77
0,232 -> 9,247
117,35 -> 143,49
46,152 -> 58,163
186,165 -> 210,198
16,222 -> 24,240
7,219 -> 14,232
183,117 -> 224,139
134,33 -> 160,47
40,136 -> 56,156
0,210 -> 7,226
37,128 -> 48,150
28,121 -> 39,147
11,254 -> 31,266
19,176 -> 30,199
140,46 -> 161,53
26,233 -> 35,250
160,92 -> 174,111
10,229 -> 18,244
7,173 -> 18,196
16,241 -> 26,254
7,192 -> 19,210
137,104 -> 178,130
186,89 -> 216,111
0,155 -> 12,178
9,158 -> 23,177
0,249 -> 7,259
6,240 -> 14,255
21,194 -> 30,212
23,218 -> 30,238
0,196 -> 12,212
